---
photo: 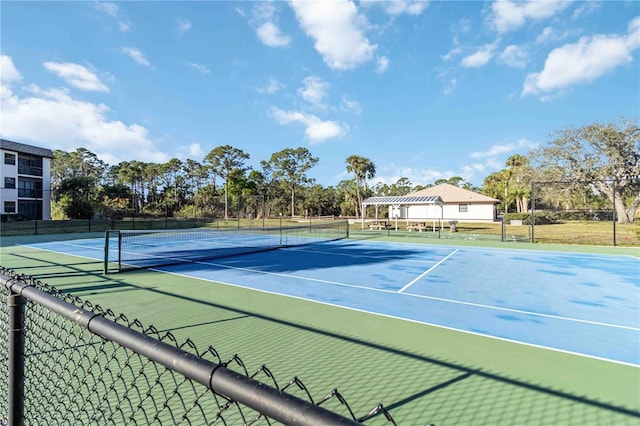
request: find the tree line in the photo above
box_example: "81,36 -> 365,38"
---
51,119 -> 639,224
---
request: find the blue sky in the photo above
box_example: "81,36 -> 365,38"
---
1,1 -> 639,188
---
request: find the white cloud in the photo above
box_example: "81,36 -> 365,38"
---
360,0 -> 429,16
373,165 -> 455,187
523,17 -> 640,98
188,143 -> 202,157
459,18 -> 472,33
535,27 -> 554,44
1,55 -> 22,84
121,47 -> 151,67
535,26 -> 573,44
93,1 -> 130,32
443,78 -> 457,95
43,62 -> 109,92
298,76 -> 329,108
470,138 -> 538,159
461,43 -> 497,68
382,1 -> 429,16
376,56 -> 389,73
270,107 -> 346,143
257,77 -> 284,94
252,2 -> 291,47
499,45 -> 528,68
93,1 -> 118,17
187,62 -> 210,74
461,163 -> 486,175
374,138 -> 539,185
177,18 -> 191,32
341,95 -> 362,114
460,139 -> 539,182
441,46 -> 463,61
572,1 -> 600,20
289,0 -> 376,70
489,0 -> 572,34
1,83 -> 167,164
257,22 -> 291,47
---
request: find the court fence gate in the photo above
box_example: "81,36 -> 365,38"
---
0,267 -> 396,426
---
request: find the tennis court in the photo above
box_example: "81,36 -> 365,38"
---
1,230 -> 639,424
16,235 -> 640,366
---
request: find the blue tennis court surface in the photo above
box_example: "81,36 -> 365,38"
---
22,237 -> 640,366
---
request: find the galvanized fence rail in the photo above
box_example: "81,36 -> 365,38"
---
0,267 -> 396,425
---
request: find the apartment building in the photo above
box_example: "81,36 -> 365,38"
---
1,139 -> 54,220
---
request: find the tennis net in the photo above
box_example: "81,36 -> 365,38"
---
104,220 -> 349,273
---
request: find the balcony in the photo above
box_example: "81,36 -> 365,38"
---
18,189 -> 43,198
18,165 -> 43,176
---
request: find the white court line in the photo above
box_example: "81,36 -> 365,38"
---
158,268 -> 640,368
402,291 -> 640,331
17,242 -> 103,260
190,258 -> 381,290
283,246 -> 443,264
54,241 -> 103,251
187,257 -> 639,332
398,249 -> 459,293
18,242 -> 639,332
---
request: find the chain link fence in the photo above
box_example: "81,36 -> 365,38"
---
0,267 -> 397,425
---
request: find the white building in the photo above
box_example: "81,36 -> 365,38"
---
405,183 -> 500,222
362,183 -> 500,228
1,139 -> 54,220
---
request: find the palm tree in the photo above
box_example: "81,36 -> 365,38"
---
345,155 -> 375,218
501,168 -> 512,214
506,154 -> 529,213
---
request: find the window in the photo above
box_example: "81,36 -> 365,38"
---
4,201 -> 16,213
459,204 -> 468,213
4,153 -> 16,165
18,177 -> 43,198
18,154 -> 43,176
4,177 -> 15,189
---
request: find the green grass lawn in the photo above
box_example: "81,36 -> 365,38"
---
351,219 -> 639,247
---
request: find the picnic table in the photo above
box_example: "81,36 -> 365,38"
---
369,221 -> 391,230
406,222 -> 427,232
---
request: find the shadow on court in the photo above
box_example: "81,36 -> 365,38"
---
2,252 -> 140,295
3,241 -> 639,424
167,240 -> 438,274
102,277 -> 640,425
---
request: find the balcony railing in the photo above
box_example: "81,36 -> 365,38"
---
18,189 -> 43,198
18,165 -> 43,176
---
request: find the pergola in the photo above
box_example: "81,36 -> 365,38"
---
361,195 -> 444,231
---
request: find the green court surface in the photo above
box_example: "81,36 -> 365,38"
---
1,233 -> 639,425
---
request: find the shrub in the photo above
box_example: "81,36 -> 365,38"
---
503,212 -> 560,225
1,213 -> 27,223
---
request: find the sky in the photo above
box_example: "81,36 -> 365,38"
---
1,1 -> 639,188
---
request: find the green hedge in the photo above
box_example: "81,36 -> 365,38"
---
504,212 -> 560,225
1,213 -> 27,223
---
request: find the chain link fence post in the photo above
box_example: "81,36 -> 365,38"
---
8,289 -> 25,426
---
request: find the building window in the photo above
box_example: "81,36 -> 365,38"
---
18,177 -> 43,198
4,153 -> 16,165
4,177 -> 16,189
459,204 -> 469,213
4,201 -> 16,213
18,154 -> 43,176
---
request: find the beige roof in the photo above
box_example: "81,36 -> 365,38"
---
408,183 -> 499,204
